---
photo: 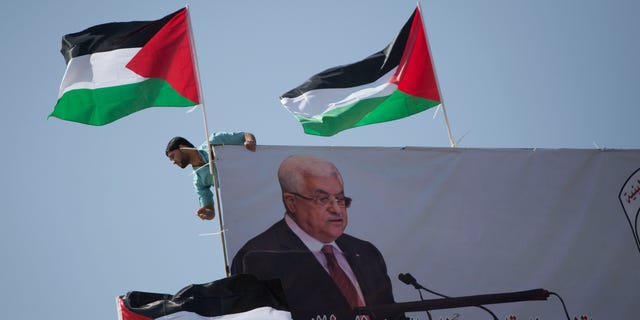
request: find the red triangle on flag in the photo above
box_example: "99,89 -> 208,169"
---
390,7 -> 440,102
126,8 -> 200,104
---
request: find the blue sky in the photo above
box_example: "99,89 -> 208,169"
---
1,1 -> 638,319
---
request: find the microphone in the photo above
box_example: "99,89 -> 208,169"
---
398,273 -> 498,320
399,273 -> 430,320
398,273 -> 421,290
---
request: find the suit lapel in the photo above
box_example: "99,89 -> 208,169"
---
273,219 -> 309,251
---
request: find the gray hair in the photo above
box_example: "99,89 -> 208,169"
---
277,155 -> 343,193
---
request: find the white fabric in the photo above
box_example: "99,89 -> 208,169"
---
280,68 -> 398,117
154,307 -> 292,320
58,48 -> 145,97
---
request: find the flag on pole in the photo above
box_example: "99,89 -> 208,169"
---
280,6 -> 441,136
50,7 -> 200,126
117,274 -> 292,320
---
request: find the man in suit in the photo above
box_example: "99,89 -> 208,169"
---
231,155 -> 401,320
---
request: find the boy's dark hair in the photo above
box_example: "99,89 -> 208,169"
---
165,136 -> 194,155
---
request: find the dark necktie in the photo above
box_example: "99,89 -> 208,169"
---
321,244 -> 363,308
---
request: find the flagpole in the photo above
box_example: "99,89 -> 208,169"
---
186,5 -> 232,277
441,103 -> 456,147
417,2 -> 456,147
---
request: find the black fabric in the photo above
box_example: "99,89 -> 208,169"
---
120,274 -> 290,318
60,8 -> 183,63
280,9 -> 417,98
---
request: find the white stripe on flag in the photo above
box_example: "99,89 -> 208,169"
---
58,48 -> 146,97
280,67 -> 398,117
154,307 -> 292,320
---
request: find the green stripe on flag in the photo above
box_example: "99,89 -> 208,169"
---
296,90 -> 440,136
50,78 -> 196,126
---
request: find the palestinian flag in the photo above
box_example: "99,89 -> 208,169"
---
117,274 -> 292,320
280,6 -> 441,136
50,8 -> 199,126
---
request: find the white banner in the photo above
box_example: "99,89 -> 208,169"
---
216,145 -> 640,320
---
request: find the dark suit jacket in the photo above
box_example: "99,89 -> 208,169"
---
231,219 -> 400,320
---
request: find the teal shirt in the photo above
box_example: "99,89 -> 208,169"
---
193,132 -> 246,207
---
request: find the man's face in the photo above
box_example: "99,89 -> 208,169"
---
167,148 -> 189,168
287,174 -> 348,243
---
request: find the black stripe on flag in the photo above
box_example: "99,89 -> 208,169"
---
120,274 -> 290,318
280,9 -> 417,99
60,8 -> 183,64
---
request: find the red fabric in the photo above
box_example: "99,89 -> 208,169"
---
389,7 -> 441,102
127,8 -> 200,104
117,297 -> 154,320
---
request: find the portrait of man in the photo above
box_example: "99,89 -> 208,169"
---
231,154 -> 402,320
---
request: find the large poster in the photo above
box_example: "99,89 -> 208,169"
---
216,145 -> 640,320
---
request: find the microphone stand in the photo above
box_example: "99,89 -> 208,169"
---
398,273 -> 498,320
401,274 -> 432,320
